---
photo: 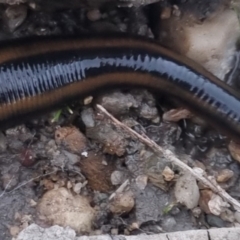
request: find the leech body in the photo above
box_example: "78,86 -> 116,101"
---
0,34 -> 240,142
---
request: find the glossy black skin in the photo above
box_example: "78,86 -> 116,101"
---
0,35 -> 239,142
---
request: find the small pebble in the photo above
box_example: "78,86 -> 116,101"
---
21,214 -> 32,223
109,191 -> 134,214
111,170 -> 126,186
206,215 -> 227,228
199,190 -> 212,214
97,91 -> 138,116
139,102 -> 158,121
20,148 -> 36,167
129,222 -> 139,230
172,5 -> 181,17
79,152 -> 114,192
29,199 -> 37,207
217,169 -> 234,183
81,108 -> 95,128
208,194 -> 229,215
228,141 -> 240,163
55,126 -> 87,154
135,175 -> 148,190
81,151 -> 88,157
41,179 -> 54,190
169,206 -> 180,215
4,5 -> 27,31
110,228 -> 118,235
9,225 -> 20,237
161,216 -> 177,232
67,181 -> 73,189
73,182 -> 83,194
163,108 -> 193,122
87,9 -> 102,21
14,212 -> 21,221
162,166 -> 174,181
192,207 -> 202,218
84,96 -> 93,105
86,123 -> 127,156
174,171 -> 200,209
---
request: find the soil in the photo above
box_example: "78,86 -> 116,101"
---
0,0 -> 239,239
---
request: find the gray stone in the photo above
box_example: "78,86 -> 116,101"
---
17,224 -> 76,240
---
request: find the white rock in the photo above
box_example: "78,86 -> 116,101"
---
16,224 -> 76,240
37,187 -> 95,234
174,171 -> 200,209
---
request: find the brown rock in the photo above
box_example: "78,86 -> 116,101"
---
199,189 -> 213,214
41,179 -> 55,190
37,187 -> 95,234
86,123 -> 127,156
228,141 -> 240,163
79,151 -> 115,192
20,148 -> 36,167
9,226 -> 20,237
109,191 -> 134,214
55,126 -> 87,154
163,108 -> 193,122
217,169 -> 234,183
162,166 -> 175,181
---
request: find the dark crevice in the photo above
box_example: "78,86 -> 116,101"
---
207,230 -> 211,240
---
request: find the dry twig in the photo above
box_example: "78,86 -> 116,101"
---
0,170 -> 57,198
97,104 -> 240,212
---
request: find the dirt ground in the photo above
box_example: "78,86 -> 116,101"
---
0,0 -> 240,239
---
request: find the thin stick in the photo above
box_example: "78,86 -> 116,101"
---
97,104 -> 240,212
0,170 -> 57,197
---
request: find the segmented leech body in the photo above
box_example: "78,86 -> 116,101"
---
0,34 -> 239,142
